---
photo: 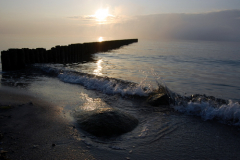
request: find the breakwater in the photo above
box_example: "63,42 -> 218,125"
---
1,39 -> 138,71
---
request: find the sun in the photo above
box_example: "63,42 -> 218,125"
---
94,8 -> 110,21
98,37 -> 103,42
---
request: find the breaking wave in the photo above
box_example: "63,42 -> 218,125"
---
32,64 -> 240,126
32,64 -> 153,97
174,96 -> 240,126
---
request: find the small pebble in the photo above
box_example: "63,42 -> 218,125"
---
33,145 -> 39,148
126,157 -> 130,160
129,150 -> 133,154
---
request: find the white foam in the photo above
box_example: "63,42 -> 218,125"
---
174,100 -> 240,125
33,64 -> 153,97
58,72 -> 151,97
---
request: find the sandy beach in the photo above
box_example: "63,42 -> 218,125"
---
0,86 -> 90,159
1,85 -> 240,160
0,86 -> 136,160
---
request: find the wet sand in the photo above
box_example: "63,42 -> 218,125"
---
0,86 -> 90,159
1,86 -> 240,160
0,87 -> 131,160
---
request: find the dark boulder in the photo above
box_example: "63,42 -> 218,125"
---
147,93 -> 170,106
76,108 -> 138,137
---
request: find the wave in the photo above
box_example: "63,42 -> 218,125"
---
31,64 -> 240,126
174,96 -> 240,125
31,64 -> 153,97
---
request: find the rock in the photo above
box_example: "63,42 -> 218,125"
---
76,108 -> 138,137
147,93 -> 170,106
33,145 -> 39,148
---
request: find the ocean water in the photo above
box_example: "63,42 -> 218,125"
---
1,40 -> 240,121
62,40 -> 240,101
1,40 -> 240,158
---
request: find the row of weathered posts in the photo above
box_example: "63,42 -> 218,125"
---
1,39 -> 138,71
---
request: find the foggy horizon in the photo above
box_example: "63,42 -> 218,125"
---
1,1 -> 240,50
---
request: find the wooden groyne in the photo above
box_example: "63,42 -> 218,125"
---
1,39 -> 138,71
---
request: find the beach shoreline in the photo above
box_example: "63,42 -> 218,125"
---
1,85 -> 240,160
0,86 -> 127,160
0,86 -> 84,159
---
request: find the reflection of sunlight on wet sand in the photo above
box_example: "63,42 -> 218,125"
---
93,59 -> 103,76
78,93 -> 109,111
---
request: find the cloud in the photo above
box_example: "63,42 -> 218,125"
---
67,15 -> 95,21
105,9 -> 240,41
67,7 -> 119,25
1,9 -> 240,42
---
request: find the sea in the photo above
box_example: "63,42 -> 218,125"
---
1,39 -> 240,158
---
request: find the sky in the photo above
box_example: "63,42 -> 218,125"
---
1,0 -> 240,49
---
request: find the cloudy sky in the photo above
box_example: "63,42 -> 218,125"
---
1,0 -> 240,48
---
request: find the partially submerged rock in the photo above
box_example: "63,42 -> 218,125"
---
76,108 -> 138,137
147,93 -> 170,106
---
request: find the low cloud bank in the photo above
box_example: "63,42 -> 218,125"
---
105,10 -> 240,41
1,10 -> 240,42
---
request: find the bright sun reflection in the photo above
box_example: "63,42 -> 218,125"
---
98,37 -> 103,42
79,93 -> 108,111
93,59 -> 103,76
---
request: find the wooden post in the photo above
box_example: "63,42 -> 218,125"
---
1,39 -> 138,71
